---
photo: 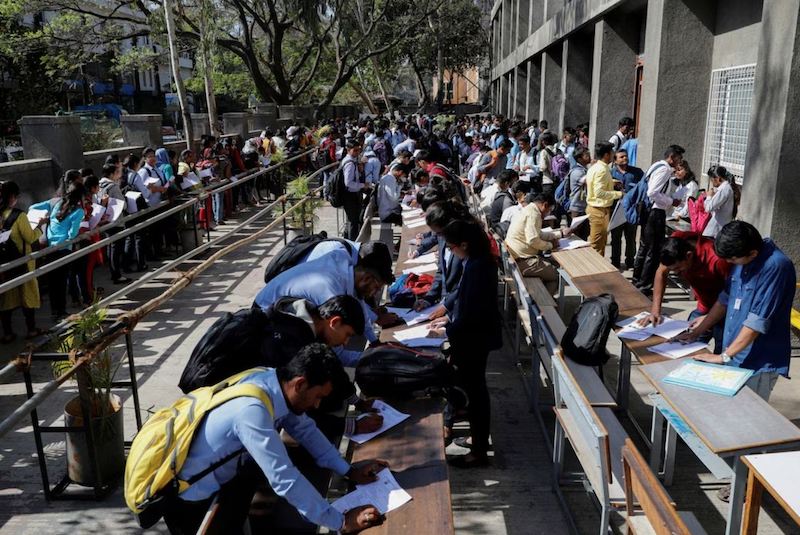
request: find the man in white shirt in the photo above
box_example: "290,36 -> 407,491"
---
632,144 -> 685,293
609,117 -> 634,152
514,134 -> 537,181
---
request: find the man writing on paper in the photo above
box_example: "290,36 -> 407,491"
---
163,345 -> 388,534
585,141 -> 623,257
673,222 -> 795,401
505,193 -> 572,295
637,232 -> 731,353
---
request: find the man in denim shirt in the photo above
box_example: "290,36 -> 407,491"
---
675,221 -> 796,401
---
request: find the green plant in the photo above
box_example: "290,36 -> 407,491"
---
274,174 -> 324,227
51,303 -> 123,424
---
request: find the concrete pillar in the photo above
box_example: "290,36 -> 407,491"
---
540,44 -> 563,129
544,0 -> 564,21
223,112 -> 250,141
120,114 -> 162,147
560,36 -> 593,133
589,17 -> 640,150
637,0 -> 715,168
497,75 -> 504,116
506,72 -> 514,119
18,116 -> 83,183
740,0 -> 800,274
191,113 -> 210,137
503,1 -> 512,59
530,0 -> 544,33
518,0 -> 530,45
526,57 -> 542,123
515,64 -> 528,120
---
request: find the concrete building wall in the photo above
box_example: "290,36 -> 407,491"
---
711,0 -> 763,70
540,44 -> 563,127
561,34 -> 593,132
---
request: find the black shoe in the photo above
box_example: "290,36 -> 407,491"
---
448,454 -> 489,469
135,265 -> 149,272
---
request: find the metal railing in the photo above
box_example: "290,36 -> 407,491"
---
0,160 -> 335,440
0,149 -> 316,294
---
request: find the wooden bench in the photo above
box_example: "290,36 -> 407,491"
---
551,351 -> 631,535
622,438 -> 708,535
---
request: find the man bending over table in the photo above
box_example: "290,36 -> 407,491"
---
637,231 -> 731,353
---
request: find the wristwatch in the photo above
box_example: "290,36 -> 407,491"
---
721,352 -> 731,364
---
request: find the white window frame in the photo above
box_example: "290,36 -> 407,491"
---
702,64 -> 756,185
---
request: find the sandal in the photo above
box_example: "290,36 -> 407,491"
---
25,328 -> 49,340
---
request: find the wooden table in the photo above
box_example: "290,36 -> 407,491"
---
395,214 -> 433,277
741,451 -> 800,535
350,397 -> 454,534
638,359 -> 800,535
551,246 -> 617,278
570,272 -> 653,312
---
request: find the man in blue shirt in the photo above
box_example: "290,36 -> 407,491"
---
675,221 -> 796,401
254,249 -> 392,365
609,149 -> 644,268
165,345 -> 388,534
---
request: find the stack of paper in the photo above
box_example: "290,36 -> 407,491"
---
662,361 -> 753,396
649,341 -> 709,359
26,208 -> 49,230
402,263 -> 438,275
88,203 -> 106,230
331,468 -> 412,515
402,207 -> 423,218
344,400 -> 411,444
392,323 -> 446,348
568,214 -> 590,231
557,238 -> 591,251
105,197 -> 125,222
406,218 -> 428,229
405,252 -> 437,265
384,305 -> 439,326
616,314 -> 691,341
125,191 -> 143,213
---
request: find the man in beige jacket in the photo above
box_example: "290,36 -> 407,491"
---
505,192 -> 572,295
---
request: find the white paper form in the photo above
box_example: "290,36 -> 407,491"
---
125,191 -> 143,213
105,197 -> 125,222
608,201 -> 627,232
406,218 -> 428,229
401,208 -> 423,218
391,323 -> 447,347
26,208 -> 49,230
616,313 -> 691,341
405,252 -> 437,264
0,230 -> 10,244
344,400 -> 411,444
568,214 -> 590,231
402,263 -> 438,275
649,341 -> 709,359
401,304 -> 440,326
331,468 -> 412,514
556,238 -> 591,251
88,203 -> 106,230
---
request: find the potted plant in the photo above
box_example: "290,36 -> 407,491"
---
274,174 -> 324,236
51,304 -> 125,488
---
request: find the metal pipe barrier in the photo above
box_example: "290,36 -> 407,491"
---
0,149 -> 316,288
0,162 -> 333,442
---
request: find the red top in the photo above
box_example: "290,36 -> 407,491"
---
426,162 -> 448,179
670,231 -> 731,313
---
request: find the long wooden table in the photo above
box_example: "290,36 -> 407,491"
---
639,359 -> 800,535
350,397 -> 453,534
741,451 -> 800,534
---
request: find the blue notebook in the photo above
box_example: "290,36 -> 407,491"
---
663,361 -> 754,396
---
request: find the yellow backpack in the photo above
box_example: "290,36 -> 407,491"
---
124,368 -> 273,528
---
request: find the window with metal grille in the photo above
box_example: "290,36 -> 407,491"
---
702,64 -> 756,185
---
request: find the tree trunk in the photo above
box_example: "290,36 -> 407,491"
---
370,56 -> 393,116
428,13 -> 445,111
348,78 -> 378,115
199,0 -> 220,137
163,0 -> 194,149
409,55 -> 430,108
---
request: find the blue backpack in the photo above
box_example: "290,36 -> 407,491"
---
622,162 -> 668,225
555,178 -> 570,213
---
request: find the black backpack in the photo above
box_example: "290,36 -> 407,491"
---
328,166 -> 347,208
560,294 -> 619,366
262,231 -> 353,283
0,208 -> 25,281
355,344 -> 467,409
